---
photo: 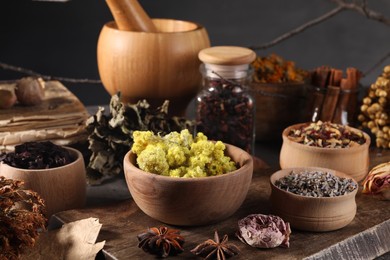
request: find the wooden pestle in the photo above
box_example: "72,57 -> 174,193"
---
105,0 -> 158,32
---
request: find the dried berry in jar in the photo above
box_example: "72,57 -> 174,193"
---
196,78 -> 255,154
196,46 -> 256,154
0,141 -> 73,169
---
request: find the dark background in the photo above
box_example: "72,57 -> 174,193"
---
0,0 -> 389,106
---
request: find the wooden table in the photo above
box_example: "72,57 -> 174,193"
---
52,144 -> 390,260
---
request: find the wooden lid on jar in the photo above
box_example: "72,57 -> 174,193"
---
198,46 -> 256,65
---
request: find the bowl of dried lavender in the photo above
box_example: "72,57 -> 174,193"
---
0,141 -> 86,217
270,167 -> 358,232
280,121 -> 370,181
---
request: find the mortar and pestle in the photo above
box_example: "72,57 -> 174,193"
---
98,0 -> 210,116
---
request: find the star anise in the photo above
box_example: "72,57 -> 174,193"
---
191,231 -> 240,260
137,226 -> 185,258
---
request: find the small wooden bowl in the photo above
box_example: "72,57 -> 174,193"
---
97,19 -> 210,116
0,147 -> 86,217
123,143 -> 253,226
270,167 -> 358,232
280,123 -> 371,181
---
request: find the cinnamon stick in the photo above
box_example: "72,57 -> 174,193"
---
319,69 -> 341,122
332,68 -> 362,124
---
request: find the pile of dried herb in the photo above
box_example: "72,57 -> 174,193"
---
0,141 -> 73,169
0,176 -> 47,259
85,94 -> 193,184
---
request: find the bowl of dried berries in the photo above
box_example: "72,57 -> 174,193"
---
280,121 -> 370,181
270,167 -> 358,232
123,129 -> 253,226
0,141 -> 86,217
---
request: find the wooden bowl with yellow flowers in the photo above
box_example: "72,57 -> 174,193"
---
123,130 -> 253,226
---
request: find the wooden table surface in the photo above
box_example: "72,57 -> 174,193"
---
51,143 -> 390,260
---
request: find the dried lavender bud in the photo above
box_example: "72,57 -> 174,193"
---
0,141 -> 73,169
275,170 -> 357,197
236,214 -> 291,248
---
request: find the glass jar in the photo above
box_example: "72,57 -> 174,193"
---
195,46 -> 256,154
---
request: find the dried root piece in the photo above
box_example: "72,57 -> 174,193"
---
0,176 -> 47,259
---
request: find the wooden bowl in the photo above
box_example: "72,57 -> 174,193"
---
97,19 -> 210,116
280,123 -> 371,181
0,147 -> 86,217
123,143 -> 253,226
270,167 -> 358,232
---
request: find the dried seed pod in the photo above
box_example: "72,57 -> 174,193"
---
358,65 -> 390,148
15,77 -> 45,106
0,88 -> 17,109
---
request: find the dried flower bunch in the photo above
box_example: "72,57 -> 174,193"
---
236,214 -> 290,249
131,129 -> 237,177
85,94 -> 193,183
358,65 -> 390,148
252,53 -> 309,84
288,121 -> 366,148
0,176 -> 46,259
191,231 -> 240,260
362,162 -> 390,200
0,141 -> 73,169
275,170 -> 357,197
137,226 -> 185,258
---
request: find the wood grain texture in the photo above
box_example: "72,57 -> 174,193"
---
270,167 -> 358,232
280,123 -> 371,181
97,19 -> 210,115
53,148 -> 390,260
123,144 -> 253,226
1,147 -> 86,218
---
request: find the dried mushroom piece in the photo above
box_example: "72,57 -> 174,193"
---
137,226 -> 185,258
85,93 -> 194,184
236,214 -> 290,249
362,162 -> 390,200
288,121 -> 366,148
0,176 -> 47,259
191,231 -> 240,260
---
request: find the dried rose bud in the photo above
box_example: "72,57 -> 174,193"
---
15,77 -> 45,106
0,89 -> 17,109
236,214 -> 291,248
362,162 -> 390,200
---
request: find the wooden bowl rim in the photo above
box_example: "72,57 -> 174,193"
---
282,122 -> 371,152
124,143 -> 253,182
270,166 -> 358,201
0,146 -> 83,173
104,19 -> 205,34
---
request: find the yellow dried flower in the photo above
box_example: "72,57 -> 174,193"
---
131,130 -> 237,178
